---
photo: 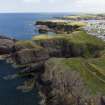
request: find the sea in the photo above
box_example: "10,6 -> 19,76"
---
0,13 -> 70,105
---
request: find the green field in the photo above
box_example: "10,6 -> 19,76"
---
47,57 -> 105,95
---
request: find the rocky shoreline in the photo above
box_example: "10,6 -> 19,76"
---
36,20 -> 86,34
1,14 -> 105,105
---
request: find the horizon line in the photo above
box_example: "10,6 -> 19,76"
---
0,12 -> 104,14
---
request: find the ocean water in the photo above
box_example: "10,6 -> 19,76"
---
0,13 -> 70,105
0,13 -> 70,40
0,60 -> 39,105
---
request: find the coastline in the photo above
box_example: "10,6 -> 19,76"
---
1,14 -> 105,105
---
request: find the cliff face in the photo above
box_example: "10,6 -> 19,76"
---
4,30 -> 104,70
40,58 -> 105,105
35,39 -> 102,58
0,35 -> 15,54
9,41 -> 50,73
4,31 -> 104,74
33,31 -> 105,58
36,21 -> 86,34
12,48 -> 49,65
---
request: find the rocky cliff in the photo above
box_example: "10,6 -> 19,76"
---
0,30 -> 105,105
33,31 -> 105,58
40,58 -> 105,105
5,30 -> 104,69
0,35 -> 15,54
36,21 -> 86,34
32,31 -> 105,105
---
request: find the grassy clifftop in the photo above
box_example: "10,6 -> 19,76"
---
15,40 -> 42,49
45,57 -> 105,95
33,31 -> 104,45
33,31 -> 105,58
12,31 -> 105,67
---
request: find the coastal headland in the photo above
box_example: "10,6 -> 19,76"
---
1,14 -> 105,105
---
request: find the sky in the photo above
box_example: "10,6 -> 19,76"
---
0,0 -> 105,13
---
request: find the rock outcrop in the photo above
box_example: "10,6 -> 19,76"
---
0,35 -> 16,54
9,41 -> 50,73
38,58 -> 105,105
33,31 -> 105,58
36,21 -> 86,34
12,48 -> 49,65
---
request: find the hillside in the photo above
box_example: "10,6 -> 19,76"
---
42,57 -> 105,105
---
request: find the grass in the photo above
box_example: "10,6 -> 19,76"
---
64,21 -> 87,27
32,35 -> 54,40
33,31 -> 105,46
88,58 -> 105,74
68,31 -> 105,45
15,40 -> 42,49
63,57 -> 105,95
33,35 -> 66,41
48,57 -> 105,95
